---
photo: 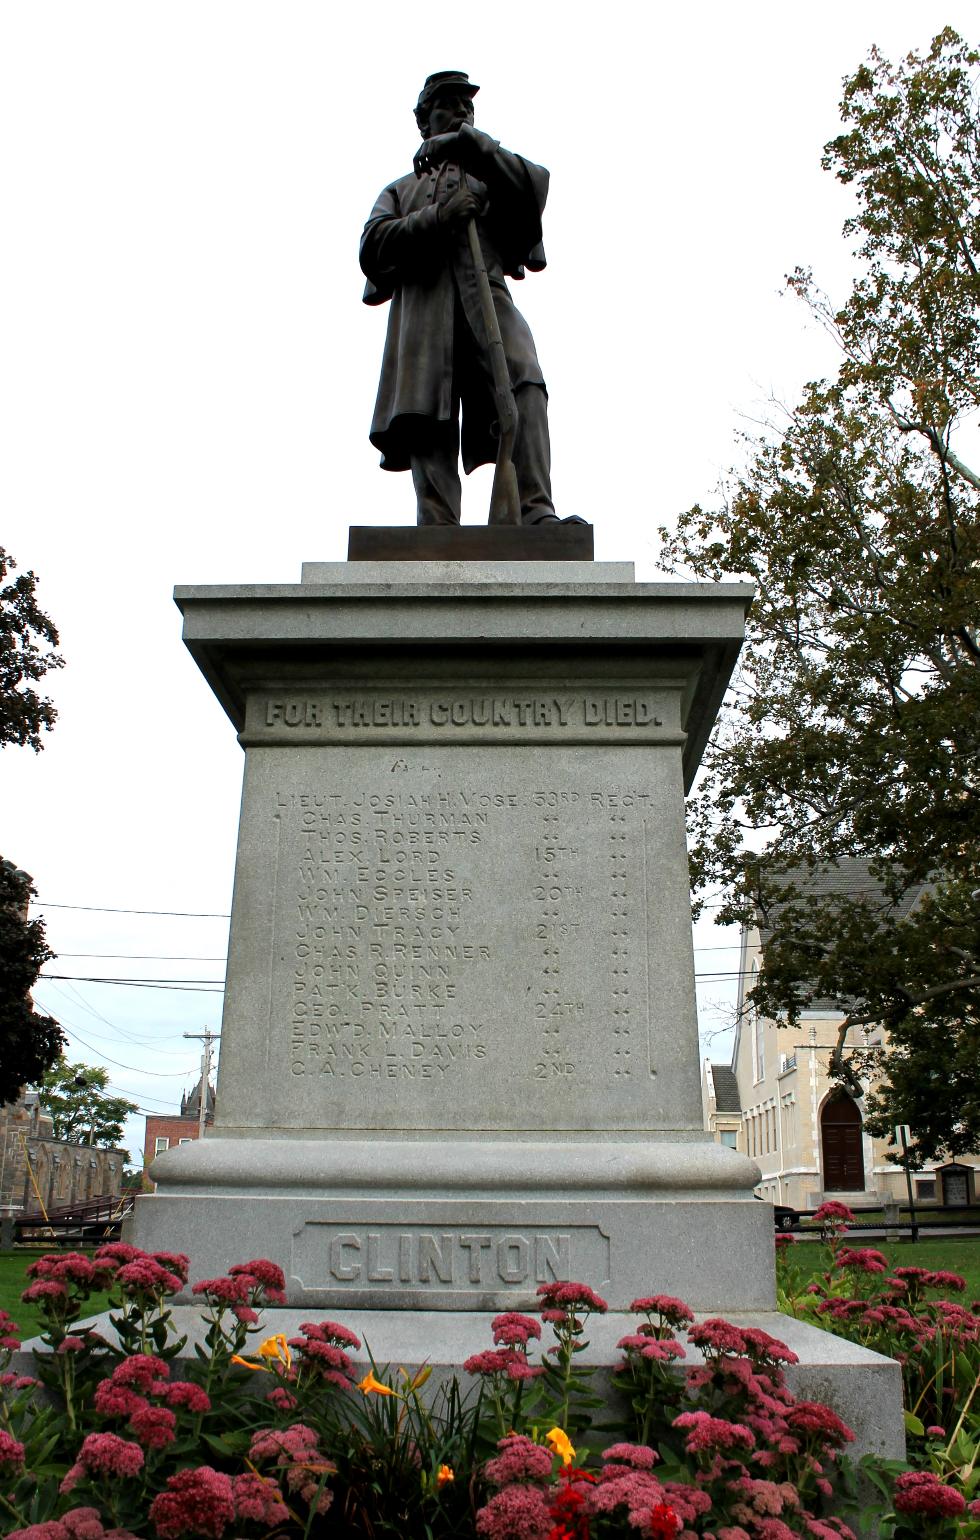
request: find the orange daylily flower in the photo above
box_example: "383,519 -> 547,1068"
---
436,1464 -> 454,1487
546,1426 -> 575,1466
231,1333 -> 292,1373
358,1369 -> 398,1397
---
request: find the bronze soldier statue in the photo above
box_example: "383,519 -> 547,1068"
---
361,71 -> 581,528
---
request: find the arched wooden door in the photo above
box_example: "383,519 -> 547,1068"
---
820,1093 -> 865,1192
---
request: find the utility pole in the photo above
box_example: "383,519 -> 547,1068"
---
183,1028 -> 220,1141
895,1123 -> 919,1244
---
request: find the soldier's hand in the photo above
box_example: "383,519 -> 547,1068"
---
414,131 -> 463,177
436,186 -> 485,228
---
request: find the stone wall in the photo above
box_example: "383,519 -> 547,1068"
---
0,1099 -> 124,1214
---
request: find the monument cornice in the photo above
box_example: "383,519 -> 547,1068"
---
174,576 -> 753,792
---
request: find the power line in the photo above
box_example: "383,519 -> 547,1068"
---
57,1025 -> 199,1078
34,902 -> 230,918
55,952 -> 227,961
37,981 -> 197,1051
695,970 -> 752,980
42,973 -> 224,993
43,1016 -> 203,1058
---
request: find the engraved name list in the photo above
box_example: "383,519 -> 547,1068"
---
275,775 -> 658,1129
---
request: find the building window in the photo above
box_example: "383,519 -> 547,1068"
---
178,1137 -> 193,1146
916,1179 -> 936,1201
154,1137 -> 170,1154
720,1130 -> 738,1149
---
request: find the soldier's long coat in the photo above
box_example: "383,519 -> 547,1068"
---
360,126 -> 549,474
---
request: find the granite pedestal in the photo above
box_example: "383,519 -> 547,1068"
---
139,559 -> 774,1307
129,556 -> 904,1459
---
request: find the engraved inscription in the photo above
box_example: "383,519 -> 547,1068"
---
274,778 -> 660,1116
530,807 -> 584,1081
259,694 -> 665,734
287,789 -> 494,1083
292,1223 -> 612,1291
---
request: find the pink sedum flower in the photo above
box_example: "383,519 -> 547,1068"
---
59,1512 -> 110,1540
7,1528 -> 72,1540
491,1311 -> 542,1347
112,1354 -> 169,1388
61,1434 -> 145,1493
738,1327 -> 799,1366
150,1252 -> 189,1283
837,1247 -> 888,1274
250,1423 -> 321,1463
267,1385 -> 298,1412
298,1319 -> 362,1349
248,1422 -> 334,1508
161,1380 -> 211,1414
893,1470 -> 966,1516
114,1260 -> 182,1295
22,1281 -> 69,1303
0,1428 -> 26,1468
288,1332 -> 357,1385
602,1442 -> 659,1469
464,1348 -> 542,1381
483,1434 -> 553,1487
148,1467 -> 235,1538
93,1381 -> 148,1418
93,1244 -> 144,1266
812,1201 -> 853,1223
673,1411 -> 756,1453
687,1317 -> 748,1355
76,1432 -> 146,1478
190,1275 -> 252,1305
230,1472 -> 289,1526
536,1280 -> 608,1312
127,1405 -> 177,1450
475,1483 -> 552,1539
229,1258 -> 286,1292
786,1401 -> 854,1446
7,1515 -> 139,1540
630,1294 -> 695,1325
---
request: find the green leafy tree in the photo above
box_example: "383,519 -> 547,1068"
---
39,1059 -> 137,1153
0,861 -> 65,1101
0,546 -> 63,751
659,29 -> 980,1162
0,546 -> 63,1098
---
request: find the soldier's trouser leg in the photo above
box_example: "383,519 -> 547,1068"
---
512,384 -> 556,525
411,416 -> 463,525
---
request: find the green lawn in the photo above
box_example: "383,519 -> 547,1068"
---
0,1250 -> 112,1341
783,1235 -> 980,1299
2,1238 -> 978,1348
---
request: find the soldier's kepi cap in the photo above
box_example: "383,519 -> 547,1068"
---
415,70 -> 480,118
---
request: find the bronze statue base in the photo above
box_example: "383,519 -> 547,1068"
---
348,524 -> 593,562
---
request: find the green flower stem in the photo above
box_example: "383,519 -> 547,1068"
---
61,1351 -> 77,1433
0,1491 -> 26,1524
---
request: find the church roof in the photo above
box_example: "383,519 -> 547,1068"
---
710,1064 -> 741,1112
180,1081 -> 216,1118
754,857 -> 930,1011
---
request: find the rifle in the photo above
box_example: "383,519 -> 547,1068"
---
465,216 -> 521,525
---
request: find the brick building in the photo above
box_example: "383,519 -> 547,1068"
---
142,1081 -> 215,1189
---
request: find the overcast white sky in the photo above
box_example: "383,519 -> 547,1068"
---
1,2 -> 972,1162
